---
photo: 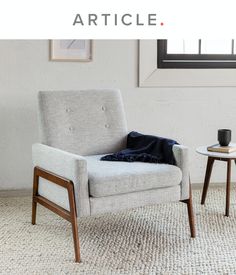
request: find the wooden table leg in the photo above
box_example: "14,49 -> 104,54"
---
201,157 -> 215,205
225,159 -> 231,217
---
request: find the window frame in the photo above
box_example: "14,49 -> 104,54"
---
139,40 -> 236,87
158,40 -> 236,69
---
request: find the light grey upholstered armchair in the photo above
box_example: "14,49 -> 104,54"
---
32,89 -> 195,262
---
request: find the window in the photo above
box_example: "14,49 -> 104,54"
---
158,39 -> 236,68
139,40 -> 236,87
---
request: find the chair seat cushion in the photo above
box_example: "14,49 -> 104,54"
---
85,155 -> 182,198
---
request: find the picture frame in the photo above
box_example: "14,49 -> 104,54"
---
50,40 -> 92,62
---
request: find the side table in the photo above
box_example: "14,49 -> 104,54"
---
196,146 -> 236,217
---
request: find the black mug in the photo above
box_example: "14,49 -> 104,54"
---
218,129 -> 231,146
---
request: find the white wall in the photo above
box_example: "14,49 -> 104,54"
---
0,40 -> 236,190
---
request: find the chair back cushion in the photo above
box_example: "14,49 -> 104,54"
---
38,89 -> 128,155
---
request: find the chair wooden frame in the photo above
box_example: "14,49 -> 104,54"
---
31,166 -> 80,262
32,167 -> 196,263
181,184 -> 196,238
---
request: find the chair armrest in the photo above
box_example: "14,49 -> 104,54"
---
172,144 -> 190,200
32,143 -> 90,217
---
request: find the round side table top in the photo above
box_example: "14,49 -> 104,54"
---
196,144 -> 236,159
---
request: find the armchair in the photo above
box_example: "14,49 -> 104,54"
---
32,89 -> 195,262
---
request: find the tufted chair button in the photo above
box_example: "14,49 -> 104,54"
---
105,124 -> 110,128
69,127 -> 74,131
66,108 -> 71,113
102,106 -> 106,111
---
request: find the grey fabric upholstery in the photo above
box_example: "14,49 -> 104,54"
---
86,155 -> 182,198
172,144 -> 189,200
33,89 -> 190,218
32,143 -> 90,217
38,89 -> 128,156
90,185 -> 181,215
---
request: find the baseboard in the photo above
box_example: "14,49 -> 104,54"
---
0,189 -> 32,197
192,182 -> 226,190
0,183 -> 228,198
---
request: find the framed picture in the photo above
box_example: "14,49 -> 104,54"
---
50,40 -> 92,61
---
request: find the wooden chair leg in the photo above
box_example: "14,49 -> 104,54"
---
32,201 -> 37,225
68,184 -> 81,263
181,184 -> 196,238
32,167 -> 39,225
186,189 -> 196,238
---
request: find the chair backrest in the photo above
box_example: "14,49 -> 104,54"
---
38,89 -> 128,155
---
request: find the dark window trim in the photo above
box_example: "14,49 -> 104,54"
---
158,40 -> 236,69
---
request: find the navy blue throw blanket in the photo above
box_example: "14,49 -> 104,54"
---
101,131 -> 178,165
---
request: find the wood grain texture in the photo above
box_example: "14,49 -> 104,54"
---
31,166 -> 80,262
201,157 -> 215,205
181,184 -> 196,238
225,160 -> 231,217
